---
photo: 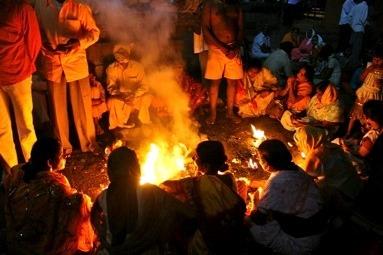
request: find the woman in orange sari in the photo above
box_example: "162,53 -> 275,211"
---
4,137 -> 94,255
268,65 -> 313,119
161,141 -> 246,255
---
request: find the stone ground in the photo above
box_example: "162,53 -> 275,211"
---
63,108 -> 294,201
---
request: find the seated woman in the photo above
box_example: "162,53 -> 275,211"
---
91,147 -> 195,254
343,100 -> 383,174
294,126 -> 362,214
346,48 -> 383,137
281,27 -> 301,48
291,29 -> 325,63
357,109 -> 383,221
236,58 -> 278,118
161,140 -> 246,254
89,71 -> 108,135
270,65 -> 313,119
248,139 -> 324,255
4,138 -> 94,255
281,81 -> 344,134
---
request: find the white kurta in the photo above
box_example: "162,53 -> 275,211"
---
106,61 -> 152,129
33,0 -> 100,82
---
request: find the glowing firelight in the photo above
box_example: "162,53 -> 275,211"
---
287,142 -> 294,147
140,142 -> 188,185
248,158 -> 258,169
250,124 -> 266,148
300,152 -> 306,159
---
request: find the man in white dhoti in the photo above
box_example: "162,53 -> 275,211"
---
107,45 -> 152,129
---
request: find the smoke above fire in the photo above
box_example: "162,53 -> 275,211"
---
88,0 -> 202,183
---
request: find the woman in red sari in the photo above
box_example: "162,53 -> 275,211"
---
4,137 -> 94,255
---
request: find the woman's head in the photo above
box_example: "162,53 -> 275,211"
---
363,100 -> 383,130
30,137 -> 64,170
107,147 -> 141,184
372,47 -> 383,66
23,137 -> 64,181
245,58 -> 263,79
257,139 -> 292,172
318,44 -> 334,61
296,64 -> 314,83
280,41 -> 294,57
195,140 -> 228,174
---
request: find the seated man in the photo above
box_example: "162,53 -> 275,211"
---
264,42 -> 294,86
251,26 -> 272,59
236,58 -> 278,117
107,44 -> 152,129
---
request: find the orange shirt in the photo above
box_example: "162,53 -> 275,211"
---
0,3 -> 41,86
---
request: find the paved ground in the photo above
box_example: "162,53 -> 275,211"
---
63,108 -> 294,201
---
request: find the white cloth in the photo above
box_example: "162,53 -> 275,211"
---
251,32 -> 271,59
287,0 -> 301,4
0,77 -> 36,168
348,1 -> 368,32
250,170 -> 323,255
193,31 -> 208,54
33,0 -> 100,83
339,0 -> 356,25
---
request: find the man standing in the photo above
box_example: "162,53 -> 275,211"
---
202,0 -> 243,124
107,45 -> 152,130
0,0 -> 41,168
32,0 -> 100,154
337,0 -> 355,53
348,0 -> 368,69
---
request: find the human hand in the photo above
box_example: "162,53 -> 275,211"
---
55,38 -> 80,54
225,49 -> 238,59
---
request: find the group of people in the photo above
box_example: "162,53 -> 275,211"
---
0,0 -> 206,172
1,0 -> 383,253
3,112 -> 383,254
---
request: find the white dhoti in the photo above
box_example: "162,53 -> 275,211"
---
108,93 -> 152,129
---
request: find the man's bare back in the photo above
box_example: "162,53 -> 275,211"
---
202,0 -> 243,53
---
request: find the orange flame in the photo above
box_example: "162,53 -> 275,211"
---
250,124 -> 266,148
140,142 -> 189,185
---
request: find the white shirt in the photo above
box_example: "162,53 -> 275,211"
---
288,0 -> 301,5
251,32 -> 271,59
348,1 -> 368,32
339,0 -> 356,25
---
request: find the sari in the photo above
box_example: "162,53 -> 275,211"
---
281,85 -> 343,132
91,183 -> 195,255
249,169 -> 323,255
161,174 -> 245,255
236,68 -> 278,117
4,165 -> 94,255
294,126 -> 363,202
